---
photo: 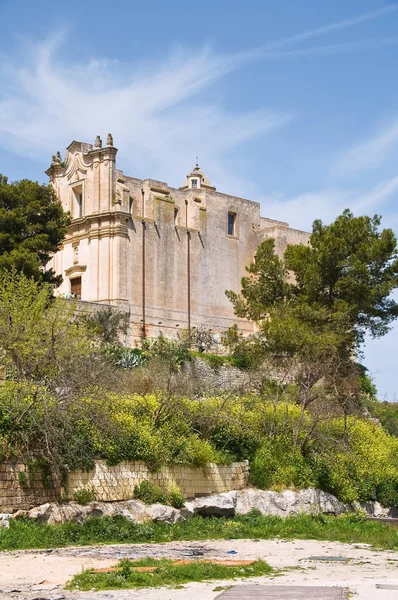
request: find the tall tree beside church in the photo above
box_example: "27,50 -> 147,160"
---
227,209 -> 398,360
0,175 -> 70,286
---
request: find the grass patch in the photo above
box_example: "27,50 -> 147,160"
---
67,557 -> 272,591
1,512 -> 398,552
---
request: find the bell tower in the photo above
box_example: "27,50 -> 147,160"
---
46,134 -> 128,304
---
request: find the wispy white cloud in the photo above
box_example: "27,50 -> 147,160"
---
251,38 -> 398,61
0,4 -> 397,188
0,35 -> 293,187
334,119 -> 398,177
260,4 -> 398,51
260,175 -> 398,232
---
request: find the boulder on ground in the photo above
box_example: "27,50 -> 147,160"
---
147,503 -> 184,524
0,514 -> 11,528
183,491 -> 238,517
11,487 -> 390,525
83,500 -> 151,523
358,500 -> 390,518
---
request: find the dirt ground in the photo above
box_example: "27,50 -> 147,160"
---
0,538 -> 397,600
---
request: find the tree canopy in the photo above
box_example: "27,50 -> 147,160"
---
0,175 -> 70,286
227,210 -> 398,358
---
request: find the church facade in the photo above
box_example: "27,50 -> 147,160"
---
47,134 -> 309,340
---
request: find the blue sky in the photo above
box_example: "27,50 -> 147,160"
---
1,0 -> 398,399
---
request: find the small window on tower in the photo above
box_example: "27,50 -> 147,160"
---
129,197 -> 134,215
228,212 -> 236,236
191,179 -> 198,189
174,206 -> 179,225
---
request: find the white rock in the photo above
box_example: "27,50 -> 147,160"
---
148,503 -> 184,524
12,487 -> 378,526
358,500 -> 390,517
235,488 -> 349,517
184,491 -> 238,517
0,514 -> 11,528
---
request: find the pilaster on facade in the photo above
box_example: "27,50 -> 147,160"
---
46,135 -> 309,340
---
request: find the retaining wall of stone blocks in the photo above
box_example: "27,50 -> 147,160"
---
0,459 -> 249,511
0,461 -> 60,513
66,460 -> 249,501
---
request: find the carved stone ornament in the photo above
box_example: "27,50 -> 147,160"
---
106,133 -> 113,146
65,264 -> 87,277
95,135 -> 102,149
81,142 -> 93,154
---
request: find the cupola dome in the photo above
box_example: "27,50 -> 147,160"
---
180,161 -> 216,191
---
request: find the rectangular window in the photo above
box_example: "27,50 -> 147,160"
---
70,276 -> 82,298
228,212 -> 236,236
191,179 -> 198,189
72,185 -> 83,219
129,196 -> 134,215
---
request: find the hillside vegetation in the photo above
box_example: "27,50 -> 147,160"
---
1,209 -> 398,510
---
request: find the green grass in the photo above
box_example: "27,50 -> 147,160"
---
1,512 -> 398,552
67,557 -> 273,591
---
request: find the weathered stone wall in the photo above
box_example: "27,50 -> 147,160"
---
0,461 -> 60,513
66,460 -> 249,502
47,137 -> 309,343
185,357 -> 255,392
0,459 -> 249,511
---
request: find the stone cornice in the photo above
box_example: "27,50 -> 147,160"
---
63,212 -> 129,243
150,186 -> 170,195
65,264 -> 87,277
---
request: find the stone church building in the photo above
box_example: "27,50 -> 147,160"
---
47,134 -> 309,340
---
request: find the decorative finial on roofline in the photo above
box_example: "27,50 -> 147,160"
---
95,135 -> 102,149
106,133 -> 113,147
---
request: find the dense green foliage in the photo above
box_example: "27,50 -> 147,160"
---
133,481 -> 185,508
0,175 -> 70,285
366,400 -> 398,437
227,210 -> 398,355
1,512 -> 397,552
141,336 -> 191,370
1,271 -> 398,509
2,380 -> 398,504
68,557 -> 273,591
0,271 -> 94,383
225,210 -> 398,463
133,480 -> 167,504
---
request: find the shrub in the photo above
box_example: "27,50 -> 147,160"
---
141,336 -> 190,370
250,438 -> 316,491
376,476 -> 398,507
85,307 -> 130,346
167,483 -> 185,509
104,345 -> 144,369
17,471 -> 28,487
134,480 -> 167,505
73,487 -> 97,505
205,354 -> 225,370
176,435 -> 219,467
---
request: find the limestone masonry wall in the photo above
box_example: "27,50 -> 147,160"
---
0,461 -> 60,513
66,460 -> 249,502
0,460 -> 249,511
